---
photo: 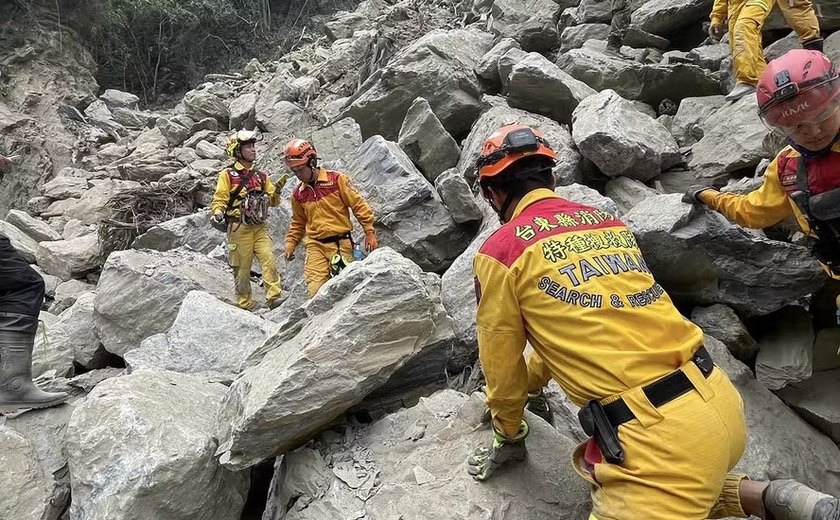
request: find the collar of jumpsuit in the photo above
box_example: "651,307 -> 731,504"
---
507,187 -> 558,222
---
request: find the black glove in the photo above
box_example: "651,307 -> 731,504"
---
682,185 -> 715,204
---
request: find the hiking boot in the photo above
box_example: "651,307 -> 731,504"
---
765,479 -> 840,520
526,388 -> 553,424
0,331 -> 68,414
725,82 -> 756,102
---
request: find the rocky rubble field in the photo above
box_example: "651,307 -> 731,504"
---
3,0 -> 840,518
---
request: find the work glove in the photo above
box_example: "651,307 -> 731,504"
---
276,172 -> 291,190
467,420 -> 529,482
708,22 -> 724,41
284,244 -> 296,261
682,185 -> 716,204
211,212 -> 225,224
364,230 -> 378,252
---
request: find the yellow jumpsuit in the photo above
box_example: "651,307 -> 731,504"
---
474,188 -> 747,520
710,0 -> 820,85
699,142 -> 840,280
210,161 -> 282,310
285,168 -> 375,297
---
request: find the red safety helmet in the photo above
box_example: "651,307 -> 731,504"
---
757,49 -> 840,133
283,139 -> 317,168
476,124 -> 556,180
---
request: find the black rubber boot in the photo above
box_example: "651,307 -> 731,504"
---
0,330 -> 68,414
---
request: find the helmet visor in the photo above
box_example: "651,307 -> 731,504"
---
760,79 -> 840,134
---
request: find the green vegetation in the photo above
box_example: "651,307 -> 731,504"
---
50,0 -> 353,104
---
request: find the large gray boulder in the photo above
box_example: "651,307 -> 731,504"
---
216,248 -> 457,470
397,97 -> 461,182
555,184 -> 620,216
47,292 -> 105,369
63,179 -> 141,226
0,424 -> 67,520
604,176 -> 658,214
474,37 -> 520,90
623,194 -> 825,315
66,369 -> 249,520
691,304 -> 758,362
689,94 -> 773,182
2,405 -> 74,520
43,176 -> 88,200
778,369 -> 840,443
489,0 -> 562,52
557,49 -> 721,106
35,234 -> 101,281
100,89 -> 140,110
458,101 -> 585,185
0,220 -> 39,263
630,0 -> 714,37
341,28 -> 494,140
5,209 -> 62,242
345,136 -> 473,272
434,168 -> 483,224
560,23 -> 610,52
507,52 -> 596,125
572,89 -> 681,182
755,306 -> 815,391
228,92 -> 257,130
184,88 -> 229,125
707,336 -> 840,495
264,390 -> 591,519
125,291 -> 272,383
441,209 -> 500,349
131,210 -> 225,254
94,248 -> 249,357
669,95 -> 728,147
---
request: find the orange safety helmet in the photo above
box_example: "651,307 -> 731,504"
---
476,124 -> 556,180
283,139 -> 318,168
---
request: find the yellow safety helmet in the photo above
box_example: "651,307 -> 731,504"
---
225,129 -> 262,159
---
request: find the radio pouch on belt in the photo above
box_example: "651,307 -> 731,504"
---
578,400 -> 626,465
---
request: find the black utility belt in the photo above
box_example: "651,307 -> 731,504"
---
311,233 -> 352,245
578,346 -> 714,464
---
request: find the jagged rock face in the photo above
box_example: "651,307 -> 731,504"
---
0,24 -> 98,217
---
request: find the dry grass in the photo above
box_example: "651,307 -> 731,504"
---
97,181 -> 199,261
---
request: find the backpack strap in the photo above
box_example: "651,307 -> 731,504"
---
223,167 -> 255,216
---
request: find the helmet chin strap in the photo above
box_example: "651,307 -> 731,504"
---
788,132 -> 840,158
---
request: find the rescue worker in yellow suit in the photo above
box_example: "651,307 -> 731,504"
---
467,123 -> 840,520
210,130 -> 284,310
710,0 -> 822,102
687,48 -> 840,364
282,138 -> 378,297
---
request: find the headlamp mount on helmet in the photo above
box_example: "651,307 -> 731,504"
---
475,127 -> 549,171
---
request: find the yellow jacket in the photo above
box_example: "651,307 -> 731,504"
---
210,161 -> 281,218
699,142 -> 840,278
474,189 -> 703,438
285,167 -> 375,250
